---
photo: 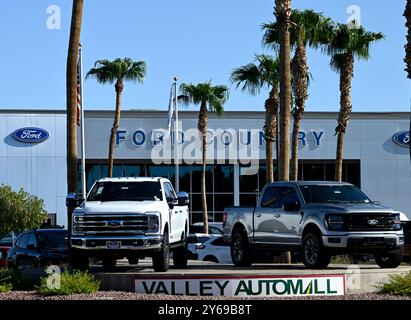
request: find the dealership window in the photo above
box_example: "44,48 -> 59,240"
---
81,162 -> 235,223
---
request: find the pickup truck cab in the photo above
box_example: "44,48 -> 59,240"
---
223,181 -> 404,269
67,177 -> 190,272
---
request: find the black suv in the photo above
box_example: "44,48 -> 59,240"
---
7,229 -> 68,270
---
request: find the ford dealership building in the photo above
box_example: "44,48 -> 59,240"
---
0,109 -> 410,226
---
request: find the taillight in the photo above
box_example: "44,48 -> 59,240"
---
223,211 -> 227,227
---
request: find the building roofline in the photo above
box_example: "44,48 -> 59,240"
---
0,109 -> 409,119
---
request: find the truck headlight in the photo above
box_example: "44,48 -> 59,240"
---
145,211 -> 161,235
326,215 -> 346,231
72,213 -> 85,235
393,214 -> 402,231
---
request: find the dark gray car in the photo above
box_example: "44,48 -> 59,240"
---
223,181 -> 404,269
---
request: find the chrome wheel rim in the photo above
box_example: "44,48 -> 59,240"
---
232,237 -> 243,262
304,237 -> 319,265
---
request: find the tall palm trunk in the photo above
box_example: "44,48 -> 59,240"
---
405,0 -> 411,79
108,80 -> 124,177
66,0 -> 83,224
264,87 -> 279,183
335,53 -> 354,182
198,101 -> 209,235
291,43 -> 308,181
275,0 -> 292,182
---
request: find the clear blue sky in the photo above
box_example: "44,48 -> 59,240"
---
0,0 -> 410,112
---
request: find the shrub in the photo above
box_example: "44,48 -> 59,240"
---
379,271 -> 411,296
0,268 -> 35,291
0,184 -> 48,237
37,271 -> 100,296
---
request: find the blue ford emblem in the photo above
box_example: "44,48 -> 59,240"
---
108,220 -> 121,227
12,127 -> 49,144
392,130 -> 410,148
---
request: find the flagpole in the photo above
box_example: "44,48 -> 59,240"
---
79,43 -> 87,199
174,77 -> 180,193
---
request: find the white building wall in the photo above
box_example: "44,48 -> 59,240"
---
0,112 -> 67,226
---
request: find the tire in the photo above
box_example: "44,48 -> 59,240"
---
17,257 -> 35,271
153,230 -> 170,272
127,257 -> 139,265
204,256 -> 218,263
301,232 -> 330,269
231,230 -> 252,267
70,250 -> 89,271
375,248 -> 403,268
173,231 -> 188,269
102,257 -> 117,270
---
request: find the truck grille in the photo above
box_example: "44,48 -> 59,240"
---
346,213 -> 399,231
73,214 -> 159,236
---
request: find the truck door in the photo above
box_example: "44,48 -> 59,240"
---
275,186 -> 302,245
253,186 -> 283,243
163,182 -> 183,242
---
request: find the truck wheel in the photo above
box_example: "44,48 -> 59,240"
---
375,248 -> 403,268
301,232 -> 330,269
173,246 -> 188,268
153,230 -> 170,272
102,257 -> 117,270
127,257 -> 139,265
231,231 -> 252,267
70,250 -> 89,271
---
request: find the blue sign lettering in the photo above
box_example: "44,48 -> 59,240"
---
12,127 -> 49,144
311,130 -> 324,147
132,130 -> 145,146
116,130 -> 127,145
298,131 -> 306,146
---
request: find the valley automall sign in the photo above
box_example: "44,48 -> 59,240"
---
134,275 -> 346,297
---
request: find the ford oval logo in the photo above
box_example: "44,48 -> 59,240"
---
392,130 -> 410,148
12,127 -> 49,144
107,220 -> 122,228
368,219 -> 379,225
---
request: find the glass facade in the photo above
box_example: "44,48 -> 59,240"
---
79,160 -> 360,223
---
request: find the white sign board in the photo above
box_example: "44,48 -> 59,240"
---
134,275 -> 346,297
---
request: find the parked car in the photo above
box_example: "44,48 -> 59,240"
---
197,236 -> 232,264
7,229 -> 68,271
187,233 -> 214,260
224,181 -> 404,269
190,222 -> 223,235
67,177 -> 190,271
0,235 -> 13,247
0,247 -> 10,267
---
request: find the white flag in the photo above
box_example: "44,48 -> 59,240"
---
166,85 -> 174,138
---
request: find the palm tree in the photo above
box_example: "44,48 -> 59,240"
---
274,0 -> 292,182
86,58 -> 146,177
405,0 -> 411,79
230,54 -> 280,183
66,0 -> 83,219
328,24 -> 384,181
263,10 -> 334,180
180,82 -> 229,235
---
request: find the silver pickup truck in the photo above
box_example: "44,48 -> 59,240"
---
223,181 -> 404,269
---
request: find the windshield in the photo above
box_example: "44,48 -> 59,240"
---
87,181 -> 163,202
37,231 -> 68,249
299,185 -> 371,204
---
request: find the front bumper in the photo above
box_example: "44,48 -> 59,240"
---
71,235 -> 162,251
322,231 -> 404,252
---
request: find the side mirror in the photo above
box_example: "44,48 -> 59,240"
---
167,197 -> 179,209
177,191 -> 190,206
66,192 -> 84,208
283,201 -> 301,212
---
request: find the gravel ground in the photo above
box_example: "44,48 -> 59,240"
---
0,291 -> 410,300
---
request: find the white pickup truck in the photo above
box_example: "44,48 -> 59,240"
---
66,177 -> 190,272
